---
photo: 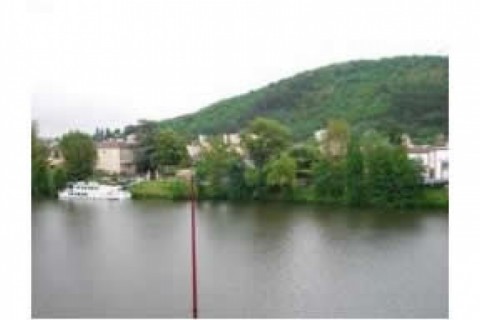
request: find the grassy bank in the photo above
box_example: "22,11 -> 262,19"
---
129,179 -> 448,210
415,187 -> 449,209
129,178 -> 190,200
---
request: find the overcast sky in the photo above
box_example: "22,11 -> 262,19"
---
29,0 -> 448,138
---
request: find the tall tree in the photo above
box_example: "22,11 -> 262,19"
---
242,117 -> 292,167
288,143 -> 320,183
134,120 -> 158,178
31,122 -> 51,197
195,137 -> 240,198
264,153 -> 297,193
345,136 -> 365,206
153,129 -> 188,175
313,156 -> 346,200
59,131 -> 97,181
365,144 -> 423,208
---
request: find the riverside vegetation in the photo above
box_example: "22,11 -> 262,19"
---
32,117 -> 448,209
130,117 -> 447,209
31,122 -> 97,199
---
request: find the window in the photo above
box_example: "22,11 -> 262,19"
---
441,160 -> 449,170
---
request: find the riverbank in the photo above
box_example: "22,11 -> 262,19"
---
128,179 -> 448,210
129,179 -> 190,200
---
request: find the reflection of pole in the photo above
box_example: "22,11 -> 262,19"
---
190,175 -> 198,318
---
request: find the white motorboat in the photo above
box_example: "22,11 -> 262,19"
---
58,181 -> 131,200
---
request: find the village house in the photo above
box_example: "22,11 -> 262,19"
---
401,134 -> 449,184
186,134 -> 210,161
95,135 -> 138,176
186,133 -> 244,161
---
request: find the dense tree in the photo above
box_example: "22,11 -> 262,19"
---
345,136 -> 365,206
359,129 -> 391,154
195,138 -> 239,198
134,121 -> 158,178
152,129 -> 188,175
313,156 -> 346,200
52,166 -> 68,192
365,145 -> 423,208
31,122 -> 50,197
59,131 -> 97,181
225,159 -> 251,200
288,143 -> 320,181
264,153 -> 297,193
155,56 -> 448,143
242,117 -> 292,167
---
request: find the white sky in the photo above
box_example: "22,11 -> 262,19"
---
28,0 -> 448,138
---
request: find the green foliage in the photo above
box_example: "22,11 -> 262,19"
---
32,123 -> 68,198
52,166 -> 68,192
364,145 -> 423,208
195,138 -> 240,199
225,160 -> 251,200
31,123 -> 51,198
134,121 -> 158,176
345,136 -> 365,206
264,153 -> 297,193
243,166 -> 265,200
129,179 -> 190,200
155,56 -> 448,143
59,131 -> 97,181
313,156 -> 346,201
417,187 -> 449,209
152,129 -> 189,175
288,143 -> 320,181
242,117 -> 292,167
122,114 -> 441,209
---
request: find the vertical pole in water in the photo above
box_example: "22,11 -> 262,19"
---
190,175 -> 198,318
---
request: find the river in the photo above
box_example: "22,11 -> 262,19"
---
32,200 -> 448,318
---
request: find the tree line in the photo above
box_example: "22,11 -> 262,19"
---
133,117 -> 425,208
33,117 -> 426,208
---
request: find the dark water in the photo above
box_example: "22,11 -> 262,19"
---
32,200 -> 448,318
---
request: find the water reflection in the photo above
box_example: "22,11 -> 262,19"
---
33,200 -> 447,318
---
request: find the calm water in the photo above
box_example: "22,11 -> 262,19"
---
32,200 -> 448,318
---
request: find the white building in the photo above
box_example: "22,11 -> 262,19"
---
314,129 -> 327,142
222,133 -> 241,145
96,140 -> 137,176
186,144 -> 203,161
187,133 -> 245,161
407,144 -> 449,184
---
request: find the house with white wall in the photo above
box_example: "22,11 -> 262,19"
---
407,144 -> 449,184
96,140 -> 137,176
187,133 -> 245,161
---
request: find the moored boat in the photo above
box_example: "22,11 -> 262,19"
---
58,181 -> 131,200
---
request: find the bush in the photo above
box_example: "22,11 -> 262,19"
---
129,178 -> 190,200
416,187 -> 449,209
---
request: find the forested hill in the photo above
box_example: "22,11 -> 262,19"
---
157,56 -> 448,142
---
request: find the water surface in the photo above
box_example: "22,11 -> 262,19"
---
32,200 -> 448,318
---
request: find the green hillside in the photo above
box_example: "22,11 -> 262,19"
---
157,56 -> 448,142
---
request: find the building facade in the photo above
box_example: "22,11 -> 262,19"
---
96,140 -> 137,176
407,145 -> 449,184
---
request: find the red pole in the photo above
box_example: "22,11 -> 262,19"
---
190,176 -> 198,318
